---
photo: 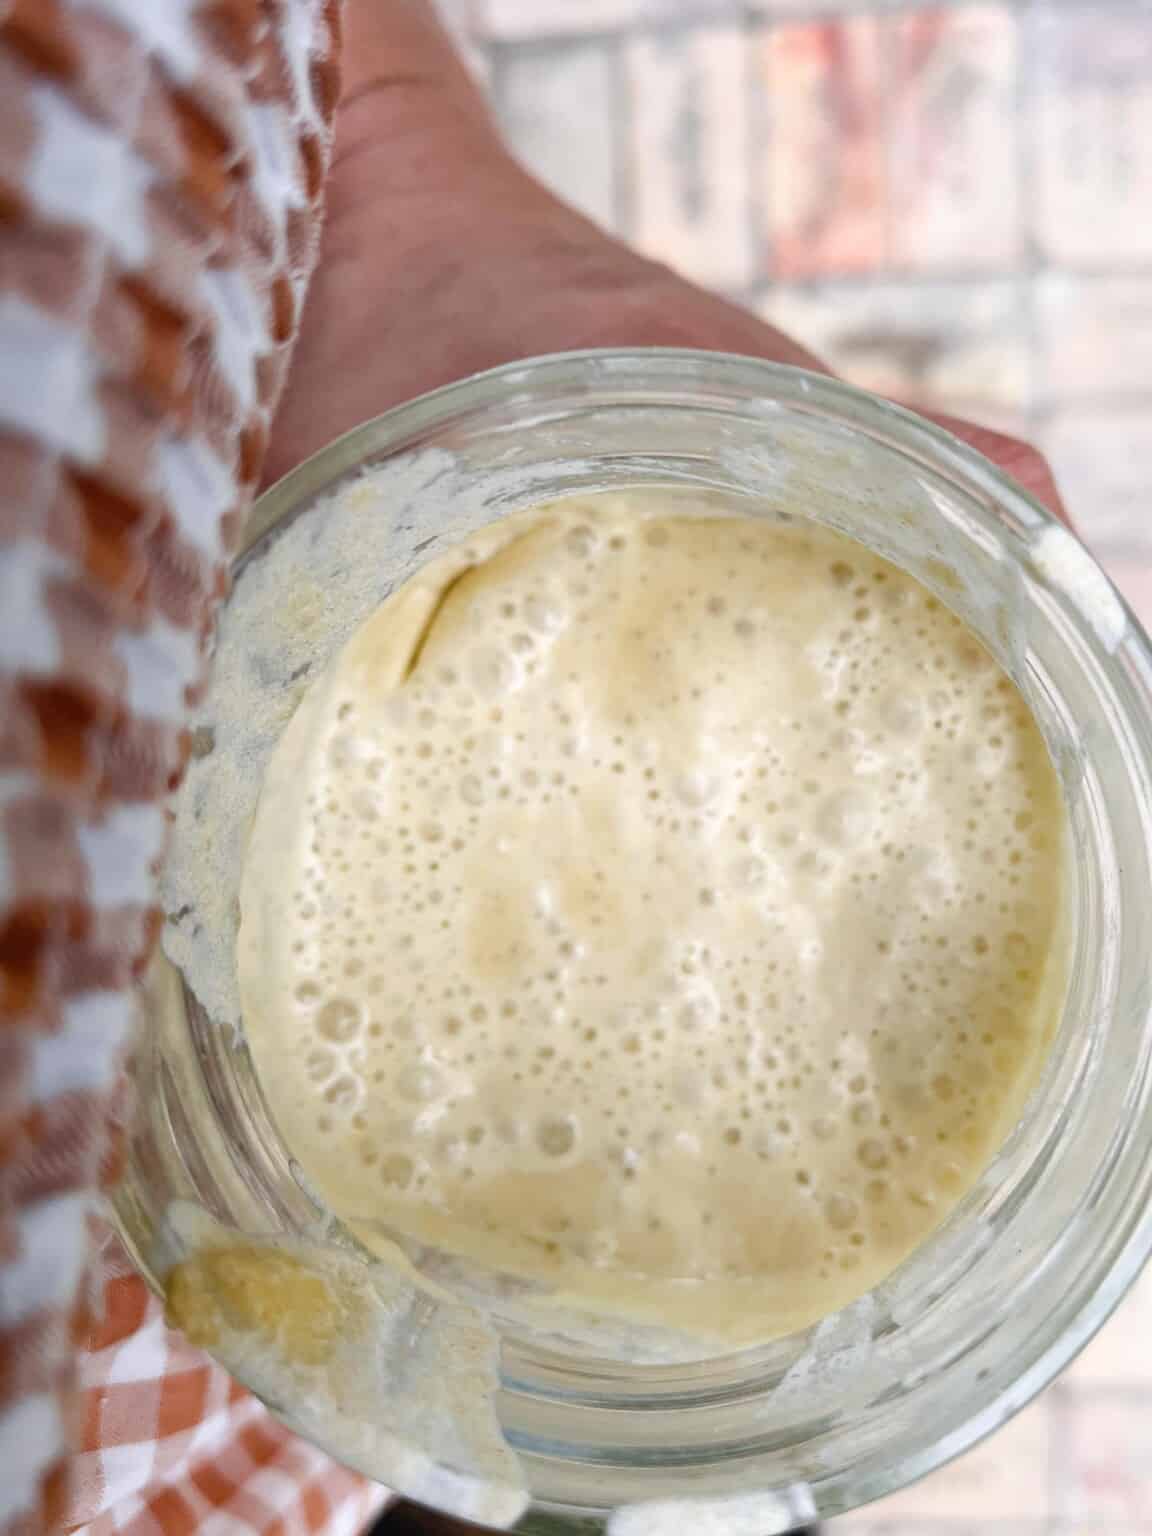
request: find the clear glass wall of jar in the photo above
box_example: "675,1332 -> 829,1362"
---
115,352 -> 1152,1535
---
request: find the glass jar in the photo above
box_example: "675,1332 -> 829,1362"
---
114,350 -> 1152,1534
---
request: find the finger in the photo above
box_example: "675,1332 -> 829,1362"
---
922,409 -> 1071,528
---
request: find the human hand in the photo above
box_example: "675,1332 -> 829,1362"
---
265,0 -> 1065,524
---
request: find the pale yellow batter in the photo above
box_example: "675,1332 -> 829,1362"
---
238,493 -> 1067,1341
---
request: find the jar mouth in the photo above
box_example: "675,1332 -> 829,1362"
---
132,350 -> 1152,1526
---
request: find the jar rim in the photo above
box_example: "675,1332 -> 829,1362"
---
248,348 -> 1054,556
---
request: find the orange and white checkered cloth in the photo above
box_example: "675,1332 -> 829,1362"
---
68,1236 -> 387,1535
0,0 -> 389,1530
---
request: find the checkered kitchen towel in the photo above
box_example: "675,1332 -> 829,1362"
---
68,1234 -> 386,1535
0,0 -> 387,1530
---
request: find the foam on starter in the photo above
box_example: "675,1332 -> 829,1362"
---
238,492 -> 1067,1341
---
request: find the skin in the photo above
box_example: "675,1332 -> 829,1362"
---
265,0 -> 1067,527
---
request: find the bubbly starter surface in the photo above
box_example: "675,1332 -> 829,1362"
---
238,494 -> 1066,1340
